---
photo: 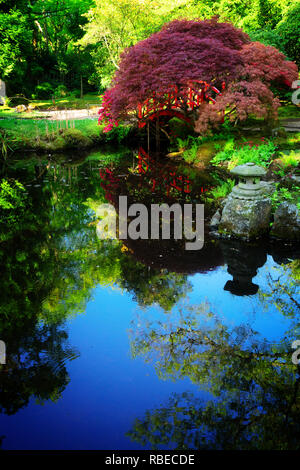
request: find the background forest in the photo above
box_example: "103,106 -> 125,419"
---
1,0 -> 299,97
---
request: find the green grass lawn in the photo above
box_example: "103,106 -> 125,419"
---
0,92 -> 102,119
31,92 -> 102,110
0,114 -> 132,153
0,117 -> 104,152
0,117 -> 99,138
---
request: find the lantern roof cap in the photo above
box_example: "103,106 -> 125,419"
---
230,162 -> 266,177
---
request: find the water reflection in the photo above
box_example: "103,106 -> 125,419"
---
221,241 -> 268,296
0,322 -> 77,416
0,150 -> 299,449
128,296 -> 300,449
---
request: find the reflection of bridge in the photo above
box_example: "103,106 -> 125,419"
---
99,147 -> 213,199
137,147 -> 192,196
137,81 -> 224,129
99,149 -> 192,199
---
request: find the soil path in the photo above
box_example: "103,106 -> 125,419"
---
37,107 -> 101,120
280,118 -> 300,132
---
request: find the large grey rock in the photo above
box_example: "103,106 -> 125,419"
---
218,196 -> 272,239
210,209 -> 221,229
270,202 -> 300,241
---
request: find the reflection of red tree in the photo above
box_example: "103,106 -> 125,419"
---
99,147 -> 213,200
138,147 -> 192,196
99,168 -> 120,204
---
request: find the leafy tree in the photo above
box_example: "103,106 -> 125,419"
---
101,18 -> 249,127
276,1 -> 300,64
79,0 -> 168,88
0,0 -> 95,95
99,18 -> 297,135
0,9 -> 31,79
194,41 -> 298,133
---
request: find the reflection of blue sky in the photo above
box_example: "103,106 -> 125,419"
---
186,255 -> 294,342
0,256 -> 297,449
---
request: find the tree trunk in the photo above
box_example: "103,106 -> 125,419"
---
156,116 -> 160,157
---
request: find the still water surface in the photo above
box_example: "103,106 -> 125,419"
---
0,148 -> 299,449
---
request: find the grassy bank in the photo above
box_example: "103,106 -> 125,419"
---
1,92 -> 102,117
172,132 -> 300,169
1,98 -> 300,157
0,117 -> 133,154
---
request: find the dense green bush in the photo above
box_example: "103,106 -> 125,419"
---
59,128 -> 93,148
211,139 -> 277,169
208,179 -> 235,199
71,89 -> 81,98
34,82 -> 54,99
271,184 -> 300,211
54,85 -> 68,98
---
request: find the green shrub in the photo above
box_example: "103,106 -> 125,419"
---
210,139 -> 235,164
71,89 -> 81,99
208,179 -> 235,199
175,136 -> 200,164
9,95 -> 29,106
54,85 -> 68,98
183,140 -> 199,164
34,82 -> 54,99
60,128 -> 93,148
168,117 -> 194,142
279,150 -> 300,169
271,183 -> 300,211
211,139 -> 277,169
0,131 -> 13,159
102,124 -> 131,143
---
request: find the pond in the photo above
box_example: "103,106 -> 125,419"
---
0,147 -> 299,450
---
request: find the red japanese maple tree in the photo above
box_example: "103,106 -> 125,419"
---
99,18 -> 298,134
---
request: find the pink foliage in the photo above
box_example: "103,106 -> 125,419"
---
195,42 -> 298,134
98,18 -> 298,134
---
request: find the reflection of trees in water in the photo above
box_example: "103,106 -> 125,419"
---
0,157 -> 192,325
0,157 -> 193,421
0,322 -> 78,416
1,156 -> 299,447
128,378 -> 300,450
128,301 -> 300,449
258,260 -> 300,317
118,253 -> 191,311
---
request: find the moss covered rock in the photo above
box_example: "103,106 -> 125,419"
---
218,196 -> 272,239
270,202 -> 300,241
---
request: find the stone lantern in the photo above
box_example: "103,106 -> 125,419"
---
230,162 -> 266,199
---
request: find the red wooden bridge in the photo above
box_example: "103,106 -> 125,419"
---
98,81 -> 225,132
137,81 -> 224,129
